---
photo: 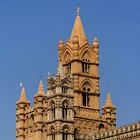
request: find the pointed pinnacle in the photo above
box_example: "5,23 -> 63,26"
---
93,37 -> 99,46
20,86 -> 27,102
59,39 -> 63,44
37,80 -> 45,95
105,93 -> 113,106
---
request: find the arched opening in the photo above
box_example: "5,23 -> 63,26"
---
64,51 -> 71,74
42,124 -> 47,132
30,114 -> 34,127
82,86 -> 90,106
66,63 -> 71,74
50,127 -> 55,140
62,127 -> 69,140
50,101 -> 55,120
81,53 -> 90,73
99,123 -> 104,131
74,128 -> 79,140
62,100 -> 69,120
62,86 -> 68,94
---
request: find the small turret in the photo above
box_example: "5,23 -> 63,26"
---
34,80 -> 47,140
93,37 -> 99,64
58,39 -> 64,62
102,93 -> 116,129
58,39 -> 64,50
56,63 -> 61,84
93,37 -> 99,48
16,84 -> 30,140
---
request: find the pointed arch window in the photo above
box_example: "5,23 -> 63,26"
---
74,128 -> 79,140
50,101 -> 55,120
62,127 -> 68,140
82,87 -> 90,106
30,114 -> 34,127
62,86 -> 68,94
82,54 -> 90,73
50,127 -> 55,140
64,52 -> 71,74
62,101 -> 69,120
66,63 -> 71,74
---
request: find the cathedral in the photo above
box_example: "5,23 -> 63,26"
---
16,9 -> 140,140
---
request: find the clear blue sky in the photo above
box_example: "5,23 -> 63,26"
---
0,0 -> 140,139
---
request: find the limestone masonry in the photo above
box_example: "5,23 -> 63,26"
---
16,9 -> 140,140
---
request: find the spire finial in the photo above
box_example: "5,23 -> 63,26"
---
77,6 -> 80,16
20,81 -> 23,88
19,82 -> 27,102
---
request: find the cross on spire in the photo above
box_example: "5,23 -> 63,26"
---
77,6 -> 80,16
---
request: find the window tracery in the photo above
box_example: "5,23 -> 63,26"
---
62,100 -> 69,120
50,127 -> 55,140
82,83 -> 91,106
62,127 -> 69,140
82,54 -> 90,73
50,101 -> 55,120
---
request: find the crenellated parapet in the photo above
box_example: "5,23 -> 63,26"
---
92,121 -> 140,140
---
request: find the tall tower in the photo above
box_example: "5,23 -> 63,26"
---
47,63 -> 74,140
59,8 -> 102,135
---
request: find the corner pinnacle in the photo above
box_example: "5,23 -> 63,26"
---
37,80 -> 45,95
20,86 -> 27,102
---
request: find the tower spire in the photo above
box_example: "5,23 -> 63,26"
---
19,82 -> 27,102
70,7 -> 87,44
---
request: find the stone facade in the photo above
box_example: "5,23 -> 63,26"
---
16,9 -> 140,140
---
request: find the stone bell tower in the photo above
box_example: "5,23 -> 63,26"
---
58,8 -> 104,135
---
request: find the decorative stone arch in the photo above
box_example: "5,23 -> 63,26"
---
42,123 -> 47,132
25,115 -> 30,128
48,100 -> 55,109
80,47 -> 95,74
62,49 -> 72,64
80,79 -> 93,106
29,114 -> 34,127
62,99 -> 70,106
99,123 -> 104,130
34,109 -> 38,114
42,97 -> 47,103
28,126 -> 33,134
79,47 -> 95,63
62,99 -> 70,120
49,125 -> 55,132
62,76 -> 72,86
50,80 -> 56,87
62,48 -> 72,75
49,100 -> 55,120
61,125 -> 70,136
49,125 -> 55,140
74,127 -> 79,139
33,123 -> 38,131
80,79 -> 94,92
16,129 -> 20,136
